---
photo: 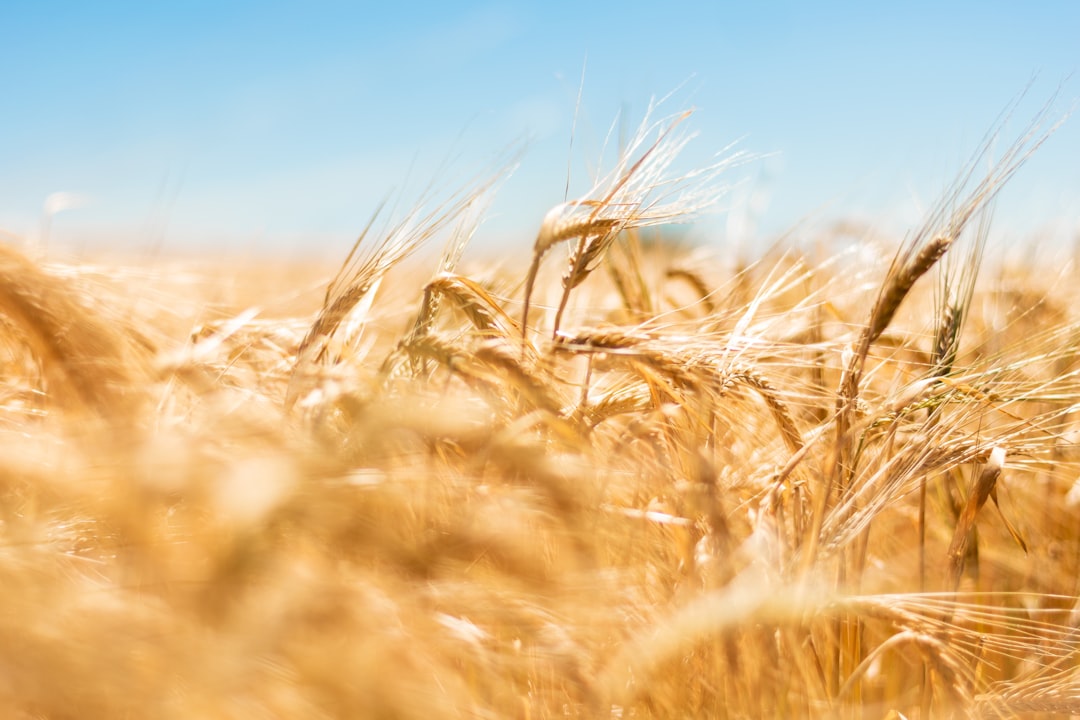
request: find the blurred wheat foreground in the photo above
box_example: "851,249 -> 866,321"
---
3,103 -> 1080,718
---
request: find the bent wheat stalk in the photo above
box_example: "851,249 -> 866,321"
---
521,104 -> 745,349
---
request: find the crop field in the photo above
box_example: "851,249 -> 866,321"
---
1,102 -> 1079,718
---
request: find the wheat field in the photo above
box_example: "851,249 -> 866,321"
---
2,102 -> 1079,719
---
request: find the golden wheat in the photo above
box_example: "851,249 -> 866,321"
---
0,99 -> 1076,719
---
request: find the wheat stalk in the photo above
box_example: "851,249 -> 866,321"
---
521,103 -> 746,348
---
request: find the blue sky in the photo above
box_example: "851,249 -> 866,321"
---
1,2 -> 1077,257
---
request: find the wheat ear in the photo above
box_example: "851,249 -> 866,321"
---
521,104 -> 745,349
0,244 -> 149,418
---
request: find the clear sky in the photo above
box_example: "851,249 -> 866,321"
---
1,2 -> 1078,258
